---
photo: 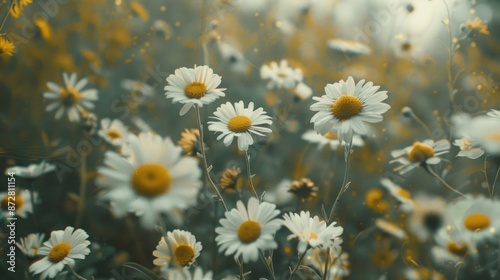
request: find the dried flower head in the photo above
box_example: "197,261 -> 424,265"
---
0,36 -> 15,57
465,17 -> 489,35
288,178 -> 318,202
219,167 -> 242,192
177,128 -> 201,156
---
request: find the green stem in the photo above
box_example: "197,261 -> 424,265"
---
244,151 -> 259,200
0,0 -> 13,32
328,138 -> 353,223
65,264 -> 87,280
289,250 -> 308,280
426,166 -> 466,197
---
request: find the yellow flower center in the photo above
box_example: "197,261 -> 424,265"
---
463,213 -> 490,231
131,164 -> 172,197
325,131 -> 337,140
33,246 -> 39,256
1,194 -> 23,210
396,188 -> 411,199
330,95 -> 363,121
184,82 -> 207,99
238,220 -> 261,244
486,131 -> 500,142
174,244 -> 195,266
48,242 -> 71,262
407,142 -> 434,163
60,87 -> 81,107
106,129 -> 122,140
227,115 -> 252,133
447,242 -> 468,256
307,231 -> 319,241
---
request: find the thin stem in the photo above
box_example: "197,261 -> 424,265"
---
236,257 -> 245,280
328,138 -> 353,223
483,155 -> 492,196
65,264 -> 87,280
244,151 -> 259,200
0,0 -> 13,32
200,0 -> 210,66
29,185 -> 39,232
76,158 -> 87,228
426,166 -> 466,197
321,248 -> 330,280
491,164 -> 500,198
260,251 -> 276,280
195,106 -> 228,212
412,113 -> 433,139
289,250 -> 308,280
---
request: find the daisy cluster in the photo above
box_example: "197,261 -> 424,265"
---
1,0 -> 500,280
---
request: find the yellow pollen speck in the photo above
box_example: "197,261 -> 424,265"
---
238,220 -> 261,243
330,95 -> 363,121
407,142 -> 434,163
464,213 -> 490,231
174,244 -> 195,266
132,164 -> 171,197
184,82 -> 207,99
49,242 -> 71,263
227,115 -> 252,133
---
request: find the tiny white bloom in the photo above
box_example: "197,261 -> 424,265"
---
97,132 -> 202,229
43,72 -> 98,122
98,118 -> 129,146
208,101 -> 272,152
260,59 -> 303,90
453,135 -> 484,159
292,82 -> 313,101
1,189 -> 37,219
379,178 -> 413,213
375,219 -> 407,240
390,139 -> 450,175
120,79 -> 155,102
432,227 -> 470,265
310,76 -> 390,144
283,211 -> 343,253
153,229 -> 202,268
29,226 -> 90,280
167,267 -> 213,280
302,130 -> 364,151
462,116 -> 500,156
6,161 -> 56,178
217,42 -> 248,74
215,197 -> 282,263
164,65 -> 226,116
17,233 -> 45,257
327,38 -> 371,55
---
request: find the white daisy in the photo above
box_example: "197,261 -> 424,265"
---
29,226 -> 90,280
301,130 -> 364,151
327,38 -> 371,55
167,267 -> 213,280
292,82 -> 313,101
120,79 -> 155,102
217,42 -> 248,74
310,76 -> 390,144
432,227 -> 470,265
453,135 -> 484,159
379,178 -> 413,213
446,195 -> 500,249
260,59 -> 303,90
164,65 -> 226,116
462,116 -> 500,156
375,219 -> 407,240
96,132 -> 202,229
153,229 -> 202,268
283,211 -> 343,254
208,101 -> 273,152
5,161 -> 56,179
215,197 -> 282,263
408,195 -> 447,241
43,72 -> 98,122
17,233 -> 45,258
1,189 -> 37,219
390,139 -> 450,175
97,118 -> 129,146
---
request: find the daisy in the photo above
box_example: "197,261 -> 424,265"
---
1,189 -> 37,219
215,197 -> 282,263
453,135 -> 484,159
327,38 -> 371,55
17,233 -> 45,258
462,116 -> 500,156
29,226 -> 90,280
310,77 -> 390,144
288,178 -> 319,202
375,219 -> 407,240
208,101 -> 273,152
43,72 -> 98,122
432,228 -> 470,265
447,195 -> 500,249
96,132 -> 202,229
291,82 -> 313,101
98,118 -> 129,146
283,211 -> 343,253
5,161 -> 56,179
166,267 -> 213,280
217,42 -> 248,74
177,128 -> 201,157
379,178 -> 413,213
302,129 -> 364,151
153,230 -> 202,268
390,139 -> 450,175
408,195 -> 447,241
260,59 -> 303,90
120,79 -> 155,102
164,65 -> 226,116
